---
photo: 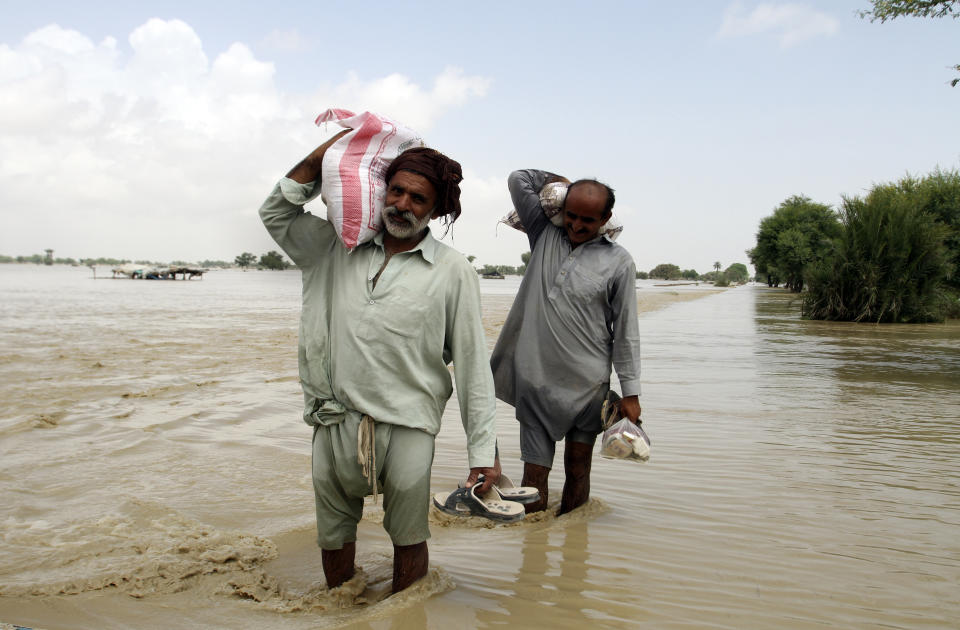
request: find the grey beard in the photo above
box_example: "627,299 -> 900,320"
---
381,205 -> 432,239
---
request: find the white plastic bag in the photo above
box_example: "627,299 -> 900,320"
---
601,417 -> 651,462
500,180 -> 624,241
314,109 -> 425,250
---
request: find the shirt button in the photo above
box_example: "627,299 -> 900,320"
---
369,299 -> 375,304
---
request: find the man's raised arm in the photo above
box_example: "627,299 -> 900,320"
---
285,129 -> 351,184
258,129 -> 350,267
507,169 -> 565,248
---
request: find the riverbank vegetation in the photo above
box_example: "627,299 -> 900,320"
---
747,196 -> 840,291
643,261 -> 749,286
0,254 -> 236,268
0,251 -> 291,271
749,168 -> 960,323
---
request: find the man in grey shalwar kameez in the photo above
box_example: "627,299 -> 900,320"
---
490,169 -> 642,515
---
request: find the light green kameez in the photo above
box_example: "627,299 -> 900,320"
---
259,177 -> 496,469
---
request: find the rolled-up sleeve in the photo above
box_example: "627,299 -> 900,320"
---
258,177 -> 335,268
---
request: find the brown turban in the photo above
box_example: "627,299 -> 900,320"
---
384,147 -> 463,224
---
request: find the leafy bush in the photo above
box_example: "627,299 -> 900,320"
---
803,182 -> 952,323
259,250 -> 289,270
908,168 -> 960,290
649,263 -> 681,280
724,263 -> 749,283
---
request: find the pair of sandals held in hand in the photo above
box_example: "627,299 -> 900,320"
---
432,474 -> 539,523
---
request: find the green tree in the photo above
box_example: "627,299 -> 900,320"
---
681,268 -> 699,280
861,0 -> 959,19
649,263 -> 681,280
198,259 -> 231,268
907,168 -> 960,291
803,177 -> 953,322
235,252 -> 257,270
713,261 -> 721,272
636,270 -> 649,280
859,0 -> 960,86
748,195 -> 840,292
724,263 -> 749,283
259,250 -> 289,270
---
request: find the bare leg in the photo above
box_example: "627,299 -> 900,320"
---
392,541 -> 429,593
521,462 -> 550,514
321,541 -> 356,589
559,441 -> 593,515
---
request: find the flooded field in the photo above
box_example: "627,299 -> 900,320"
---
1,265 -> 958,629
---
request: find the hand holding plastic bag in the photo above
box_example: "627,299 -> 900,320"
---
601,418 -> 651,462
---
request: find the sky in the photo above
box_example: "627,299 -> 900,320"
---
1,1 -> 958,274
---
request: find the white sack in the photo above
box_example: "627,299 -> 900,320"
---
315,109 -> 425,251
499,180 -> 624,241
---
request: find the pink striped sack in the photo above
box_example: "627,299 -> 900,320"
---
315,109 -> 425,251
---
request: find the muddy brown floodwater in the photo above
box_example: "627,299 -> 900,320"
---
1,266 -> 958,629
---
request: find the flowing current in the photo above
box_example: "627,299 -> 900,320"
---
1,265 -> 958,629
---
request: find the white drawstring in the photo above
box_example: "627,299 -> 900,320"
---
357,415 -> 377,504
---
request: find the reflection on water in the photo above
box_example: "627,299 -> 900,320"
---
1,267 -> 959,629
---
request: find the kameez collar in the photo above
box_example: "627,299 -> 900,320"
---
372,228 -> 438,265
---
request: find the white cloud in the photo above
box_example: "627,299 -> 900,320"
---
23,23 -> 97,55
0,19 -> 491,262
323,67 -> 491,131
717,2 -> 839,48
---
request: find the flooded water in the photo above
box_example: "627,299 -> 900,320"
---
1,265 -> 958,629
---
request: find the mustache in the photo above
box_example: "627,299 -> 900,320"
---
385,205 -> 416,223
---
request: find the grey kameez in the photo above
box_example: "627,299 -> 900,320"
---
490,169 -> 641,441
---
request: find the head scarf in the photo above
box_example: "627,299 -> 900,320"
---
384,147 -> 463,224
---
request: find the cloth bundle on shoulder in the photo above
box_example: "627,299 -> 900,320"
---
315,109 -> 425,251
500,181 -> 624,241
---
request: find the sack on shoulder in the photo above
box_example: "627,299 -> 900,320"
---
315,109 -> 425,251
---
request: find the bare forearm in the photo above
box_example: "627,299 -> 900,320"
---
285,128 -> 350,184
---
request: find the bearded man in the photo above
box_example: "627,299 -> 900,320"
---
259,133 -> 498,593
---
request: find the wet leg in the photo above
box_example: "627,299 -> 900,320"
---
559,441 -> 593,515
392,541 -> 428,593
521,462 -> 550,514
321,541 -> 356,589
